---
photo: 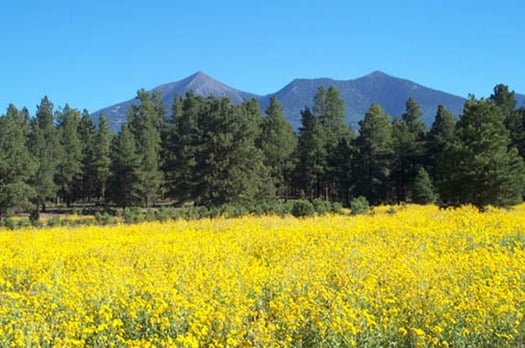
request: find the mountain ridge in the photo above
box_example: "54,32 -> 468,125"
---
91,71 -> 525,131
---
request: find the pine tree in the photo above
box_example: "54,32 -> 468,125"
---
107,124 -> 142,207
127,89 -> 165,207
490,84 -> 516,119
259,96 -> 297,198
77,110 -> 98,202
329,137 -> 354,205
353,104 -> 393,204
313,86 -> 353,201
426,105 -> 457,183
412,168 -> 437,204
391,98 -> 428,202
29,96 -> 61,213
56,104 -> 82,207
163,92 -> 206,204
505,108 -> 525,158
441,97 -> 525,208
0,105 -> 36,218
94,115 -> 112,201
194,97 -> 273,206
295,107 -> 326,199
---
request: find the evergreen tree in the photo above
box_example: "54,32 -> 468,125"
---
56,104 -> 82,207
490,84 -> 516,119
440,97 -> 525,208
163,92 -> 206,204
505,108 -> 525,158
194,97 -> 272,206
29,96 -> 61,213
295,107 -> 326,199
315,86 -> 350,142
107,124 -> 142,207
0,105 -> 36,218
94,115 -> 112,201
259,96 -> 297,198
353,104 -> 393,204
412,167 -> 437,204
313,86 -> 353,200
391,98 -> 428,202
329,137 -> 354,205
426,105 -> 457,186
77,110 -> 98,201
127,89 -> 165,207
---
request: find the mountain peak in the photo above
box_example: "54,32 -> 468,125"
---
188,71 -> 212,80
363,70 -> 391,79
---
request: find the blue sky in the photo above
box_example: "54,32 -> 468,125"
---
1,0 -> 524,114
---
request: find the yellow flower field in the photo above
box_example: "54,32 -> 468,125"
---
1,205 -> 524,347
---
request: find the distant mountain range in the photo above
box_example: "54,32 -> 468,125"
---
92,71 -> 525,132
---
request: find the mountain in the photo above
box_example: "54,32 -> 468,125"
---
92,72 -> 258,130
92,71 -> 522,132
270,71 -> 465,130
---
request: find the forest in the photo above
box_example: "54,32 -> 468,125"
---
0,83 -> 524,220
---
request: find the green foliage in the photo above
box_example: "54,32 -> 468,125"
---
0,105 -> 36,218
291,200 -> 315,217
311,199 -> 332,215
391,98 -> 428,202
259,96 -> 298,198
121,207 -> 144,224
295,107 -> 326,199
94,115 -> 113,200
350,196 -> 370,215
440,97 -> 525,208
46,216 -> 62,227
353,104 -> 393,204
3,218 -> 17,230
77,111 -> 99,201
127,90 -> 165,207
107,124 -> 142,207
29,96 -> 61,212
412,168 -> 437,204
94,212 -> 115,225
427,105 -> 457,185
56,104 -> 83,207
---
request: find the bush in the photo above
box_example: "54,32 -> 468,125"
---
312,199 -> 332,215
155,207 -> 173,222
122,208 -> 143,224
330,202 -> 343,214
95,212 -> 115,225
3,218 -> 17,230
145,209 -> 157,222
291,200 -> 315,217
47,216 -> 62,227
350,196 -> 369,215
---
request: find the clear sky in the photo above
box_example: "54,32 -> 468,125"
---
1,0 -> 524,114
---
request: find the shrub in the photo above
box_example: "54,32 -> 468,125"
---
291,200 -> 315,217
47,216 -> 62,227
155,207 -> 172,222
3,218 -> 17,230
312,199 -> 332,215
95,212 -> 115,226
350,196 -> 369,215
330,202 -> 343,214
122,208 -> 143,224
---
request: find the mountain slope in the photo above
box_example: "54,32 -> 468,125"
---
271,71 -> 465,129
92,72 -> 258,130
92,71 -> 516,132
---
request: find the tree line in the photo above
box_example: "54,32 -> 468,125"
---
0,84 -> 524,219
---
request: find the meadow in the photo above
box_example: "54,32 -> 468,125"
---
0,205 -> 524,347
